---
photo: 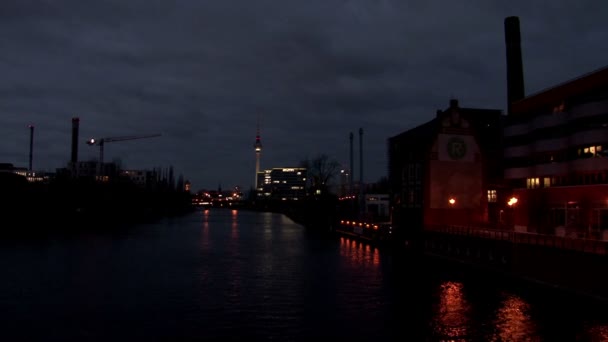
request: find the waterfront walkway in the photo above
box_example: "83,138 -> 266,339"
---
426,225 -> 608,256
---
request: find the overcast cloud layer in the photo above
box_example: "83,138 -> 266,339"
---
1,0 -> 607,190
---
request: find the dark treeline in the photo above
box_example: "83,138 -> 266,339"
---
0,172 -> 193,235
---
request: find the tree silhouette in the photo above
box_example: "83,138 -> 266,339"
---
300,154 -> 340,194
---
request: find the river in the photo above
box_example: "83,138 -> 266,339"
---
0,208 -> 606,341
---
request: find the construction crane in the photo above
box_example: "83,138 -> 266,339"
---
86,134 -> 161,175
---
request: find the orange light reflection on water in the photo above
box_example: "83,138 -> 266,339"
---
432,281 -> 471,340
583,324 -> 608,341
491,294 -> 536,341
231,210 -> 238,239
338,236 -> 381,267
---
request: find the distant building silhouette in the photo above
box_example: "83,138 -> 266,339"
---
257,167 -> 307,200
1,162 -> 50,183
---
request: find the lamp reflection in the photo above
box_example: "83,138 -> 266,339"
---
338,237 -> 381,267
231,211 -> 238,240
201,209 -> 211,250
491,294 -> 536,341
431,281 -> 471,340
201,221 -> 210,251
583,324 -> 608,341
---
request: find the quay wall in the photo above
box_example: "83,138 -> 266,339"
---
422,227 -> 608,302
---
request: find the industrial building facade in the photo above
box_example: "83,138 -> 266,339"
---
388,99 -> 503,238
504,67 -> 608,237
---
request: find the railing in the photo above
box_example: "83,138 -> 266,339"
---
336,220 -> 392,241
426,224 -> 608,256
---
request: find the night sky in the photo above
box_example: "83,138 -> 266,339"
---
2,1 -> 607,191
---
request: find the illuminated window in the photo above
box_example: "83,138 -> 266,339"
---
526,178 -> 540,189
581,145 -> 603,158
544,177 -> 551,188
487,190 -> 497,203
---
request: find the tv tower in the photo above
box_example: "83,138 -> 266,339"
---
254,119 -> 262,190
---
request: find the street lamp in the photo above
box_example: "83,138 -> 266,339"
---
449,198 -> 456,205
506,197 -> 518,230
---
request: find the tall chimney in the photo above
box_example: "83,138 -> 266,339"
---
359,128 -> 364,218
71,117 -> 79,165
349,132 -> 354,195
505,16 -> 525,114
28,125 -> 34,171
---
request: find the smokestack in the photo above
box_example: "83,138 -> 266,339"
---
71,117 -> 79,165
28,125 -> 34,171
359,128 -> 364,218
505,16 -> 525,114
349,132 -> 354,195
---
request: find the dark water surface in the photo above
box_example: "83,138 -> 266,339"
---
1,209 -> 606,341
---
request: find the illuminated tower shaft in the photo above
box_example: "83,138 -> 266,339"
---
254,127 -> 262,189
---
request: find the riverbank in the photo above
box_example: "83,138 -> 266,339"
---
0,178 -> 194,236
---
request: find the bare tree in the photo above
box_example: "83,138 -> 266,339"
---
300,154 -> 340,193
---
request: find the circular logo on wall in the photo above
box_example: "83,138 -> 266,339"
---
447,137 -> 467,160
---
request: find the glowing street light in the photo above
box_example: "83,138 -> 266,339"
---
507,197 -> 518,206
448,198 -> 456,205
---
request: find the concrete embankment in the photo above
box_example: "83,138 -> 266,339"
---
421,228 -> 608,303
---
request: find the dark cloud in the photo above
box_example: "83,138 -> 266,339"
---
1,0 -> 607,190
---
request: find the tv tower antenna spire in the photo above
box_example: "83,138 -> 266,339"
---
254,115 -> 263,190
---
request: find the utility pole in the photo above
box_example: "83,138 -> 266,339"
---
28,125 -> 34,171
349,132 -> 354,195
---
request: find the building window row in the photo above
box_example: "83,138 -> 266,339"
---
504,144 -> 607,169
513,171 -> 608,189
504,113 -> 608,146
526,178 -> 541,189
